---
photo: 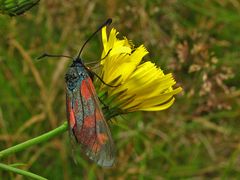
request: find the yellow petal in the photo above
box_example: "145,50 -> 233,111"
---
137,98 -> 176,111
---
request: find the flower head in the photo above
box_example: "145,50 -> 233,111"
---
96,27 -> 182,117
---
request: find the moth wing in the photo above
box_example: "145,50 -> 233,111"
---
81,77 -> 115,167
66,77 -> 115,167
66,92 -> 81,145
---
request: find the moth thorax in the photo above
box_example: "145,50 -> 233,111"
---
65,66 -> 86,90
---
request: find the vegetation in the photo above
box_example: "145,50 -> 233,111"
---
0,0 -> 240,179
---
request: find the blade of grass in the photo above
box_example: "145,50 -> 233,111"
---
0,163 -> 47,180
0,122 -> 67,159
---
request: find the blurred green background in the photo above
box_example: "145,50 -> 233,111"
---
1,0 -> 240,179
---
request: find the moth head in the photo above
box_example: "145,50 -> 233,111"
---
65,66 -> 82,90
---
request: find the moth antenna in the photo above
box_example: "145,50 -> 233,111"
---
37,53 -> 73,60
88,69 -> 119,88
76,18 -> 112,59
82,49 -> 112,66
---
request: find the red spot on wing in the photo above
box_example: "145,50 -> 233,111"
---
90,134 -> 108,153
81,77 -> 93,100
77,130 -> 99,151
88,77 -> 96,92
86,134 -> 108,153
67,98 -> 76,128
95,108 -> 103,121
97,133 -> 108,145
83,115 -> 95,128
77,130 -> 108,153
69,110 -> 76,128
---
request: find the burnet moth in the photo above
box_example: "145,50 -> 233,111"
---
38,19 -> 115,167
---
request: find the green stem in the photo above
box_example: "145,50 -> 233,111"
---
0,122 -> 68,159
0,163 -> 47,180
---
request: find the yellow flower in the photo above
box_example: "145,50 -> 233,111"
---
97,27 -> 182,115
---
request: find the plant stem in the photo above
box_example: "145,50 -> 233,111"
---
0,163 -> 47,180
0,122 -> 68,159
